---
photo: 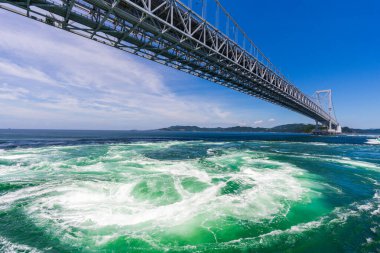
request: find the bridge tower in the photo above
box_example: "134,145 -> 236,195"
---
314,89 -> 341,135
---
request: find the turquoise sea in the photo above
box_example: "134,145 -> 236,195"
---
0,130 -> 379,252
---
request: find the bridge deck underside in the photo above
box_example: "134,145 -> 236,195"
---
0,0 -> 338,127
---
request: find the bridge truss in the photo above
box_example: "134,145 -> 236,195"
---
0,0 -> 340,129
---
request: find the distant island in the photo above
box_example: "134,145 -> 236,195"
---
158,124 -> 380,134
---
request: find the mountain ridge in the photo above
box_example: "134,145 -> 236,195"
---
158,124 -> 380,134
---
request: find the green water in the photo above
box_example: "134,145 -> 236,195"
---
0,133 -> 379,252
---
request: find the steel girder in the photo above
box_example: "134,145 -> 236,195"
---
0,0 -> 339,127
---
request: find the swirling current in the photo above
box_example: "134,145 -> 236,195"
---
0,130 -> 379,252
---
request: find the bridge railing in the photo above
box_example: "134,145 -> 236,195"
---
179,0 -> 289,82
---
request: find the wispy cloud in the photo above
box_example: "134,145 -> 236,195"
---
0,59 -> 57,85
0,83 -> 29,100
0,11 -> 277,129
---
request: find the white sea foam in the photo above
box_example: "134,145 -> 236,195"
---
215,205 -> 362,251
288,154 -> 380,172
310,142 -> 328,146
330,158 -> 380,171
366,139 -> 380,145
319,183 -> 343,194
284,151 -> 380,173
370,190 -> 380,216
0,144 -> 320,249
0,154 -> 32,160
0,236 -> 42,253
11,141 -> 379,251
220,201 -> 372,250
257,220 -> 323,239
22,161 -> 307,229
357,203 -> 374,211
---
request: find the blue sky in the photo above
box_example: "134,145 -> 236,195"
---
0,0 -> 379,130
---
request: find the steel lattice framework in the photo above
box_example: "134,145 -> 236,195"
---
0,0 -> 339,128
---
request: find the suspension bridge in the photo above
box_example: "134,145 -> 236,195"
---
0,0 -> 341,133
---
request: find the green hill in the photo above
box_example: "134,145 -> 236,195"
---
159,124 -> 314,133
158,124 -> 380,134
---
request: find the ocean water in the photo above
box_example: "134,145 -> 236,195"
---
0,130 -> 379,252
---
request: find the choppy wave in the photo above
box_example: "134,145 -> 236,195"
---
367,139 -> 380,145
0,139 -> 379,252
0,236 -> 42,253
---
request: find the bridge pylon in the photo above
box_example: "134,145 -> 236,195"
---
312,89 -> 341,135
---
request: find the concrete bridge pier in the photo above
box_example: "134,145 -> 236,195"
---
313,121 -> 342,135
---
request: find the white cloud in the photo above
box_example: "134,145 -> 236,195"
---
0,83 -> 29,100
0,59 -> 57,85
0,12 -> 256,129
268,118 -> 276,122
1,10 -> 303,130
